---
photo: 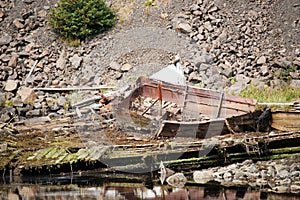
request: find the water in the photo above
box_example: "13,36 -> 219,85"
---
0,174 -> 299,200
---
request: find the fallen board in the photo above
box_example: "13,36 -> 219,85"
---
271,111 -> 300,131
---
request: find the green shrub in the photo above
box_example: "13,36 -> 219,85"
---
48,0 -> 116,41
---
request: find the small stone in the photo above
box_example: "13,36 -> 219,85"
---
166,173 -> 187,188
115,71 -> 123,79
0,35 -> 12,46
37,9 -> 48,18
33,102 -> 42,109
0,54 -> 10,62
272,186 -> 289,193
24,0 -> 34,3
57,96 -> 66,107
270,79 -> 288,89
257,56 -> 267,65
8,53 -> 18,67
289,72 -> 300,79
109,61 -> 121,71
293,58 -> 300,66
13,19 -> 24,29
12,97 -> 24,107
290,80 -> 300,88
223,172 -> 232,181
261,65 -> 268,76
56,50 -> 66,70
52,80 -> 60,85
50,103 -> 60,111
121,63 -> 132,72
4,80 -> 19,92
291,185 -> 300,192
176,22 -> 192,33
69,54 -> 82,69
236,74 -> 251,84
188,71 -> 202,82
193,170 -> 214,184
203,21 -> 214,32
0,10 -> 5,18
17,86 -> 36,104
0,93 -> 6,107
278,169 -> 289,179
196,33 -> 205,40
207,6 -> 218,13
26,109 -> 41,117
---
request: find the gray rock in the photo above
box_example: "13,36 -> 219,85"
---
8,53 -> 18,67
26,109 -> 41,117
166,173 -> 187,188
56,50 -> 67,70
69,54 -> 82,69
4,80 -> 19,92
121,63 -> 132,72
293,57 -> 300,66
223,172 -> 233,182
226,81 -> 248,95
188,71 -> 202,82
289,72 -> 300,79
33,102 -> 42,109
0,35 -> 12,46
193,170 -> 214,184
203,21 -> 214,32
115,71 -> 123,79
17,86 -> 36,104
272,186 -> 289,193
109,61 -> 121,71
57,96 -> 67,107
236,74 -> 251,84
261,65 -> 269,76
12,97 -> 24,107
50,103 -> 60,111
270,79 -> 288,89
176,22 -> 192,33
13,19 -> 24,29
208,6 -> 218,13
278,169 -> 290,179
0,54 -> 10,62
0,112 -> 12,122
257,56 -> 267,65
290,80 -> 300,88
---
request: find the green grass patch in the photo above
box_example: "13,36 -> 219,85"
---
240,84 -> 300,103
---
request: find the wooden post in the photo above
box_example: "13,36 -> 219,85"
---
158,82 -> 163,116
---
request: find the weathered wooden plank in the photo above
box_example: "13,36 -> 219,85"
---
271,111 -> 300,131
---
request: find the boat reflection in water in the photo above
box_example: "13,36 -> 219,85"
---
1,176 -> 299,200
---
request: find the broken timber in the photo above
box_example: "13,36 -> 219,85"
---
1,128 -> 300,176
271,111 -> 300,131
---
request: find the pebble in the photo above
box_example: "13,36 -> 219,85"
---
69,54 -> 82,69
257,56 -> 267,65
176,22 -> 192,33
0,35 -> 12,46
4,80 -> 19,92
17,86 -> 35,104
121,63 -> 132,72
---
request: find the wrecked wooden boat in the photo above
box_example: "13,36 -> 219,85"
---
115,77 -> 257,138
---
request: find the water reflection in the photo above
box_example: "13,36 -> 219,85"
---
0,175 -> 299,200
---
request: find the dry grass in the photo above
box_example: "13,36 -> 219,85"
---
240,84 -> 300,103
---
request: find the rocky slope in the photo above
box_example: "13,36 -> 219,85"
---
0,0 -> 299,122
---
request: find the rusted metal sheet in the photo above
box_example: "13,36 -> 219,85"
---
130,77 -> 257,119
272,111 -> 300,131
